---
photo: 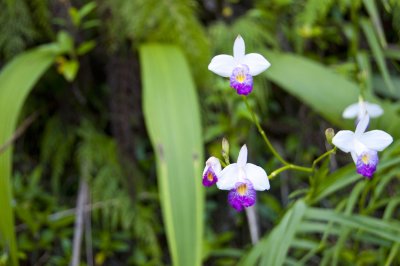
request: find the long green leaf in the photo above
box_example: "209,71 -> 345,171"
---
239,200 -> 307,266
305,208 -> 400,243
264,51 -> 358,127
0,45 -> 57,265
360,19 -> 395,93
264,51 -> 400,138
140,44 -> 204,266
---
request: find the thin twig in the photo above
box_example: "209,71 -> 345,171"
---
0,112 -> 39,154
70,179 -> 89,266
245,205 -> 259,244
85,187 -> 94,266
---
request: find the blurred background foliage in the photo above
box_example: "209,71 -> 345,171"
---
0,0 -> 399,265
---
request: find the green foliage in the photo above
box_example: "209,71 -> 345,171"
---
1,0 -> 399,264
100,0 -> 210,85
75,122 -> 162,264
140,44 -> 204,266
0,0 -> 37,59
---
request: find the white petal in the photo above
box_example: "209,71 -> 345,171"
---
359,130 -> 393,151
208,55 -> 235,77
233,35 -> 245,61
342,103 -> 359,119
355,114 -> 369,136
353,139 -> 368,156
365,102 -> 384,118
242,53 -> 271,76
332,130 -> 355,153
245,163 -> 270,191
216,164 -> 238,190
237,145 -> 248,167
203,156 -> 221,175
350,151 -> 357,164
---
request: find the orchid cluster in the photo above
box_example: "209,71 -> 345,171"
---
204,35 -> 394,212
333,99 -> 392,178
202,145 -> 270,211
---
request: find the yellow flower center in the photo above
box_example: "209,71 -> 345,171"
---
237,183 -> 248,196
207,172 -> 214,181
362,154 -> 370,164
235,72 -> 246,83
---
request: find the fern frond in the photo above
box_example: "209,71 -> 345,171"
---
99,0 -> 210,85
0,0 -> 37,59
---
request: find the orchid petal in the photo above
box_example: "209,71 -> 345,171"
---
217,163 -> 238,190
359,130 -> 393,151
245,163 -> 270,191
233,35 -> 245,61
332,130 -> 355,153
208,55 -> 236,77
342,103 -> 359,118
351,151 -> 357,164
365,102 -> 384,117
355,114 -> 369,136
237,145 -> 248,167
242,53 -> 271,76
203,156 -> 221,175
353,139 -> 368,156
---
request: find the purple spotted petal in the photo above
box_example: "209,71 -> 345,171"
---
356,150 -> 379,178
230,64 -> 253,95
202,167 -> 218,187
227,180 -> 256,211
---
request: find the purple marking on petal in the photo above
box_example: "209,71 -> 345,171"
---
202,167 -> 218,187
356,150 -> 379,178
227,180 -> 256,211
230,64 -> 253,95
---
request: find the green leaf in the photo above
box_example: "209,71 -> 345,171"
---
140,44 -> 204,266
305,208 -> 400,243
76,40 -> 96,55
78,2 -> 96,19
264,51 -> 400,138
62,59 -> 79,82
0,44 -> 57,266
56,31 -> 74,54
360,19 -> 395,93
68,7 -> 80,27
363,0 -> 387,47
264,51 -> 358,128
239,200 -> 307,266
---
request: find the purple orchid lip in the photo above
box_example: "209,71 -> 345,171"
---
230,64 -> 253,95
356,150 -> 379,178
202,167 -> 218,187
228,180 -> 256,211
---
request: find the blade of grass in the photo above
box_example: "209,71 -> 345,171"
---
360,19 -> 395,93
363,0 -> 387,47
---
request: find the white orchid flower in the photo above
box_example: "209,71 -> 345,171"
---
208,35 -> 271,95
202,157 -> 221,187
343,98 -> 383,122
332,114 -> 393,178
216,145 -> 270,211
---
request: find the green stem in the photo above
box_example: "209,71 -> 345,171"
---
242,96 -> 288,165
269,164 -> 312,180
311,147 -> 337,171
242,96 -> 338,180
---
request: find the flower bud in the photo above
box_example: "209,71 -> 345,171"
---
325,128 -> 335,145
222,138 -> 230,164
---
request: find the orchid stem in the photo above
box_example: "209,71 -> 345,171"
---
242,96 -> 337,179
312,147 -> 337,171
242,96 -> 288,165
269,164 -> 312,180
